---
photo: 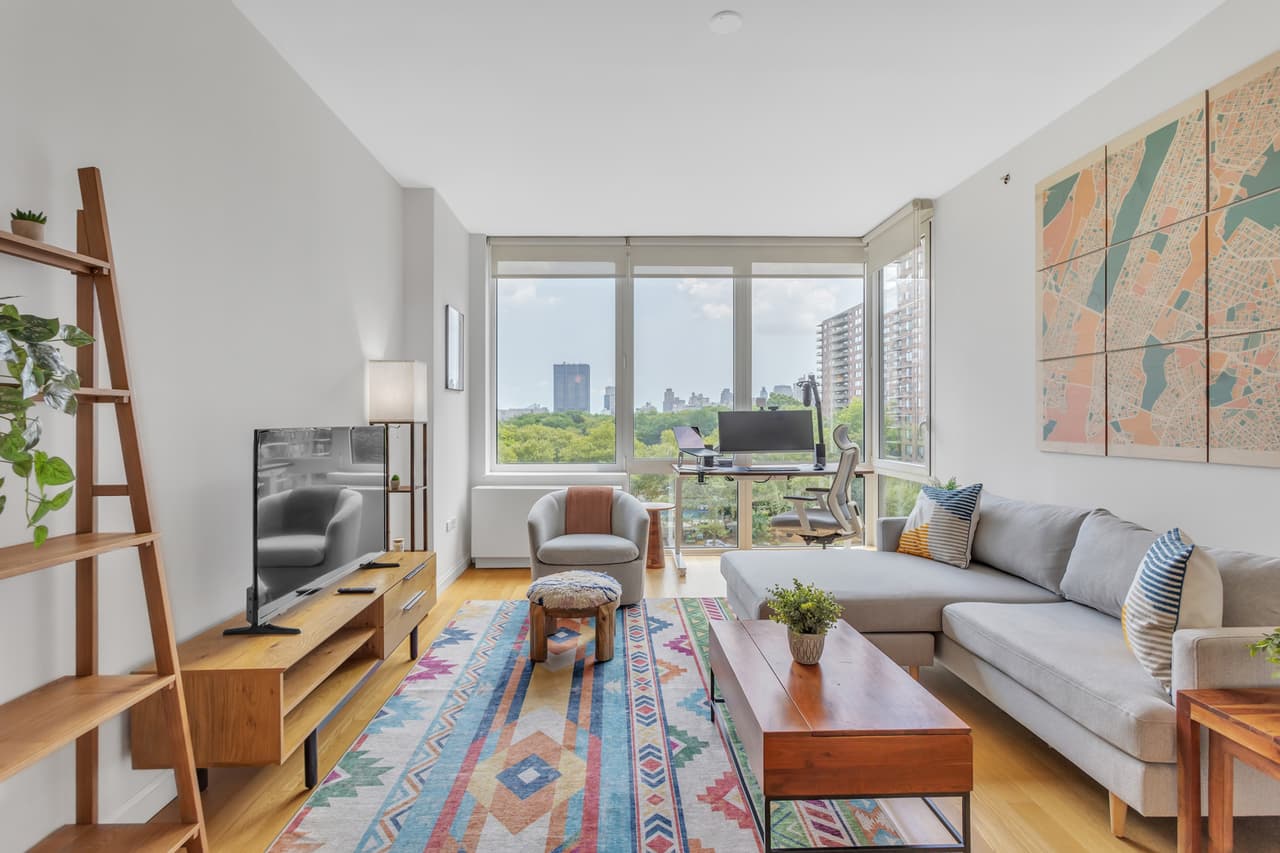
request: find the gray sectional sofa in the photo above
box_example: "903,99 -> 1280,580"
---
720,492 -> 1280,832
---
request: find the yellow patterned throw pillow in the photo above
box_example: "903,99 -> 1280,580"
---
897,483 -> 983,568
1122,528 -> 1222,692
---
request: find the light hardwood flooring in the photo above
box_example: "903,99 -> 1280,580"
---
157,557 -> 1277,852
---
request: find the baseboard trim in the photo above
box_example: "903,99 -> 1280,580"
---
114,770 -> 177,824
473,557 -> 529,569
439,554 -> 471,590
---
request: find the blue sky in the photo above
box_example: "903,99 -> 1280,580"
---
495,277 -> 863,411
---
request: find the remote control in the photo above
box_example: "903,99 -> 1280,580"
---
337,586 -> 376,594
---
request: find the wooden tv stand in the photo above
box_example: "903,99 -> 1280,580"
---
131,551 -> 436,788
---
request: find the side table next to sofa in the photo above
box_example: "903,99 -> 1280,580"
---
1177,687 -> 1280,852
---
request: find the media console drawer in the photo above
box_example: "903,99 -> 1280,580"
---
373,553 -> 436,657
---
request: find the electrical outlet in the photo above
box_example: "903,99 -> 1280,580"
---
445,517 -> 457,532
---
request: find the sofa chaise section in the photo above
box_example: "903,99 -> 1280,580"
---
720,545 -> 1059,668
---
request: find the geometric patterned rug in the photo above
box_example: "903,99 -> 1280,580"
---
269,598 -> 908,852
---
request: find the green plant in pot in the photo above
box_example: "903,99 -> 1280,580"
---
10,209 -> 47,242
1249,629 -> 1280,677
765,579 -> 843,665
0,304 -> 94,545
389,473 -> 401,490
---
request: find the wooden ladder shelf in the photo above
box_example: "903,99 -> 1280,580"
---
0,168 -> 207,852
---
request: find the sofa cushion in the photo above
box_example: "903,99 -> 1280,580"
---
971,493 -> 1089,593
720,547 -> 1059,633
1060,509 -> 1157,619
1201,546 -> 1280,627
537,534 -> 639,566
942,601 -> 1174,763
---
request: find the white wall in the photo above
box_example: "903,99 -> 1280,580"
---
403,189 -> 473,586
933,0 -> 1280,555
0,1 -> 403,847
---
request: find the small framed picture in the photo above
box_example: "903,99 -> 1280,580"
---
445,304 -> 464,391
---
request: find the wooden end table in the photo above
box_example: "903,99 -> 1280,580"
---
642,501 -> 674,570
709,619 -> 973,852
1177,687 -> 1280,852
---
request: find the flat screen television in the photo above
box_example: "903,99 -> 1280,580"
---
717,410 -> 815,453
228,426 -> 390,635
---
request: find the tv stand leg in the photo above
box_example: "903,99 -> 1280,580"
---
409,626 -> 419,660
196,767 -> 208,792
304,731 -> 318,789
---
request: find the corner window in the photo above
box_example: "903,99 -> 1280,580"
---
878,234 -> 930,470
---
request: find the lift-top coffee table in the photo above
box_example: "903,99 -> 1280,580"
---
709,619 -> 973,852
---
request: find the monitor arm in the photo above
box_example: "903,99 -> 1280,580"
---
800,374 -> 826,469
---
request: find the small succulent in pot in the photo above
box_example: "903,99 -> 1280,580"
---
389,473 -> 401,490
10,209 -> 47,242
1249,629 -> 1280,677
765,579 -> 843,665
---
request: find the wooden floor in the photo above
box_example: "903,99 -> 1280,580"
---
157,557 -> 1278,852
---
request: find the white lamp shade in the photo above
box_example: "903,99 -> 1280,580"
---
368,360 -> 429,422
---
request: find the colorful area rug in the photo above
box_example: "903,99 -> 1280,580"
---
270,598 -> 907,851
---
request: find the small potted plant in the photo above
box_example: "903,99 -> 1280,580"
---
766,579 -> 843,665
1249,629 -> 1280,677
10,209 -> 47,242
389,473 -> 401,491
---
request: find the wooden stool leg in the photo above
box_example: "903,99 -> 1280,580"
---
530,604 -> 548,661
595,604 -> 616,662
545,615 -> 558,636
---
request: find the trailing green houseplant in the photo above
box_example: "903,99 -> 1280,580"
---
0,304 -> 94,545
1249,629 -> 1280,677
10,209 -> 47,241
766,578 -> 843,664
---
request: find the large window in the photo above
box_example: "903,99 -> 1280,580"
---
749,267 -> 865,546
494,255 -> 619,465
878,235 -> 930,470
490,239 -> 872,549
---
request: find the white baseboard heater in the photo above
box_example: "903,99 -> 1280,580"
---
471,485 -> 562,568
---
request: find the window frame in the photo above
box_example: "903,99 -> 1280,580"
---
866,201 -> 934,481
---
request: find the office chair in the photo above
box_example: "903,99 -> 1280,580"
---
768,423 -> 863,548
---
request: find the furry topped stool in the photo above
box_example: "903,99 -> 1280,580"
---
526,570 -> 622,662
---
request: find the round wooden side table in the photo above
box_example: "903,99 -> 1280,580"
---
642,502 -> 675,570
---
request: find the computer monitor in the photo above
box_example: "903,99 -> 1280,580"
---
717,410 -> 815,453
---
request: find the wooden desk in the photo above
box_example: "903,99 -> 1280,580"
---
1177,687 -> 1280,852
709,619 -> 971,852
131,551 -> 436,789
670,462 -> 872,571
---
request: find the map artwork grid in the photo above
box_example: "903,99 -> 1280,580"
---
1038,51 -> 1280,467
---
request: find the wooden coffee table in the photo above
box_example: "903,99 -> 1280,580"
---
709,619 -> 973,852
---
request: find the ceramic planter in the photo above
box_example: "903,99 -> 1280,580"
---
788,629 -> 826,665
11,219 -> 44,241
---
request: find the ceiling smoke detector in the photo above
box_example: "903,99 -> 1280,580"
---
709,10 -> 744,35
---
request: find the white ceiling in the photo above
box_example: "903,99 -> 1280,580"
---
234,0 -> 1222,236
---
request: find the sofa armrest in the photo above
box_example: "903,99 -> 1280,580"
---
1172,627 -> 1280,695
877,517 -> 907,552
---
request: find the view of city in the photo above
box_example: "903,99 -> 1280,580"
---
494,267 -> 927,546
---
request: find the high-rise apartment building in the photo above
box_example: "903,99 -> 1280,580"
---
553,363 -> 591,412
603,385 -> 616,415
817,304 -> 865,419
880,254 -> 928,463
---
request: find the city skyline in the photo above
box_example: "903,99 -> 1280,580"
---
495,276 -> 864,413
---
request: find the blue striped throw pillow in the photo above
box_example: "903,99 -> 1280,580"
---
897,483 -> 983,568
1121,528 -> 1222,692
